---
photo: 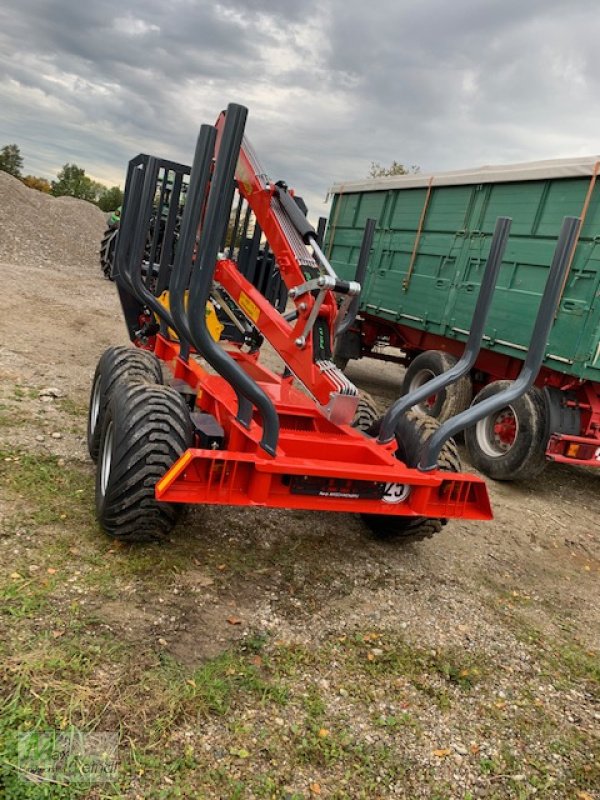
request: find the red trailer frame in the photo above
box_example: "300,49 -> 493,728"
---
153,334 -> 491,521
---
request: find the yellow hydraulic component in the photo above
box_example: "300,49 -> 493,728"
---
156,291 -> 224,342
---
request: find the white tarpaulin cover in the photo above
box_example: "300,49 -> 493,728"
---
329,156 -> 600,195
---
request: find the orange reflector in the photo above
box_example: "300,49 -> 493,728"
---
156,450 -> 193,495
566,443 -> 580,458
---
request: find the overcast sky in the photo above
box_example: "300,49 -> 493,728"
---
1,0 -> 599,216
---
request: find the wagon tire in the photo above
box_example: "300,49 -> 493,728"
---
352,391 -> 379,432
361,411 -> 461,543
87,346 -> 163,462
402,350 -> 472,423
96,382 -> 193,542
464,381 -> 548,481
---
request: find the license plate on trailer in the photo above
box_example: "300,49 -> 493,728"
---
290,476 -> 386,500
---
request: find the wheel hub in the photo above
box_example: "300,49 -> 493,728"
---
410,368 -> 438,414
492,410 -> 517,450
474,404 -> 520,459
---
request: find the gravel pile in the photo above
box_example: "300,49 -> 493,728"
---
0,171 -> 106,269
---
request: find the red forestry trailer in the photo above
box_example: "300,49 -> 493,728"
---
86,104 -> 579,543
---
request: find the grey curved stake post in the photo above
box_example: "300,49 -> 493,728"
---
116,157 -> 178,333
186,103 -> 281,457
377,216 -> 512,444
114,163 -> 142,293
419,215 -> 581,471
336,217 -> 377,338
169,124 -> 217,354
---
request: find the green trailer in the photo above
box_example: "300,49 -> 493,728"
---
327,157 -> 600,479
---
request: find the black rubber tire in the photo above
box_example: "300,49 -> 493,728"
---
96,382 -> 193,542
87,346 -> 164,462
361,411 -> 461,543
100,227 -> 118,280
352,391 -> 379,432
402,350 -> 472,423
464,381 -> 548,481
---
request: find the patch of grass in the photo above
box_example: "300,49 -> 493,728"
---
0,628 -> 125,799
482,584 -> 599,698
0,575 -> 56,619
115,649 -> 289,747
498,610 -> 599,696
0,624 -> 295,798
269,642 -> 317,676
373,711 -> 416,730
12,385 -> 38,401
102,542 -> 200,580
547,642 -> 600,691
0,408 -> 31,428
0,450 -> 93,528
57,397 -> 87,419
567,741 -> 600,791
342,632 -> 486,694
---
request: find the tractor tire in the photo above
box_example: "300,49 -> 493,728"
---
402,350 -> 472,423
100,227 -> 118,280
464,381 -> 548,481
352,391 -> 379,432
361,411 -> 461,543
96,382 -> 193,542
87,346 -> 163,462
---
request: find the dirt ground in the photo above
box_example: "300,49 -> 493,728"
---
1,252 -> 599,800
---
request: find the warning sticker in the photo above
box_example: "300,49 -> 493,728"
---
239,292 -> 260,323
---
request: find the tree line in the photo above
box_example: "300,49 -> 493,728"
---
0,143 -> 123,212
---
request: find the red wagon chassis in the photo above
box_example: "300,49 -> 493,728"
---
152,335 -> 492,521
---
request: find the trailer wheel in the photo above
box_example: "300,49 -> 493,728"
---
96,383 -> 193,542
402,350 -> 472,423
361,411 -> 461,543
87,346 -> 163,462
352,391 -> 379,432
465,381 -> 548,481
100,227 -> 118,280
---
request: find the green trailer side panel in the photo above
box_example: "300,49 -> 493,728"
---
326,174 -> 600,383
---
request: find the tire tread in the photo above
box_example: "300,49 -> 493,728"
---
96,383 -> 193,542
87,346 -> 164,461
403,350 -> 472,423
361,410 -> 460,544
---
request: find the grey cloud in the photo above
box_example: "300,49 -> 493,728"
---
1,0 -> 600,216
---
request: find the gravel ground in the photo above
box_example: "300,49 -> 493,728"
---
0,171 -> 105,267
0,178 -> 598,799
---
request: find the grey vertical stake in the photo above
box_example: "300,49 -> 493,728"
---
156,171 -> 183,295
228,196 -> 244,259
186,103 -> 280,456
336,217 -> 376,339
122,157 -> 178,333
377,216 -> 512,444
169,124 -> 217,355
419,215 -> 581,471
316,217 -> 327,248
114,163 -> 143,291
